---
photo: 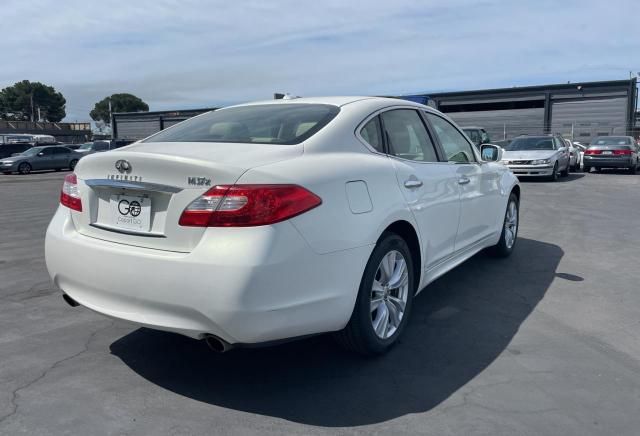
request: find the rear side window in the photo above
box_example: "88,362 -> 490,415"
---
145,104 -> 340,145
360,116 -> 384,152
380,109 -> 438,162
425,114 -> 477,163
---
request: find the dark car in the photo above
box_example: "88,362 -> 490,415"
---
583,136 -> 639,173
0,146 -> 79,174
462,126 -> 491,147
0,143 -> 33,159
60,143 -> 82,150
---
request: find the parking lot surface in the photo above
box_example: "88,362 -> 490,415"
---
1,169 -> 640,435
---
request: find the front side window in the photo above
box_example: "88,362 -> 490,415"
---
360,116 -> 383,153
145,104 -> 340,145
380,109 -> 438,162
426,114 -> 477,163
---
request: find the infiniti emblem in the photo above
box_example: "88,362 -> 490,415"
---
115,160 -> 132,174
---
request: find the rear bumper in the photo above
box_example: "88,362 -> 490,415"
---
583,156 -> 633,168
45,207 -> 371,344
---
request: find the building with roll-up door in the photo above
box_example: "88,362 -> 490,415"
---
112,108 -> 217,141
412,78 -> 637,143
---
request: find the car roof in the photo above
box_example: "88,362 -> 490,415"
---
225,96 -> 426,109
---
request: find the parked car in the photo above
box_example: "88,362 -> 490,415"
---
491,139 -> 512,149
45,97 -> 520,355
564,139 -> 581,171
462,126 -> 491,147
583,136 -> 639,173
74,141 -> 111,157
61,143 -> 82,151
1,145 -> 79,174
74,139 -> 135,158
0,142 -> 32,159
501,134 -> 571,181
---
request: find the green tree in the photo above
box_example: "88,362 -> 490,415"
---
0,80 -> 66,122
90,93 -> 149,123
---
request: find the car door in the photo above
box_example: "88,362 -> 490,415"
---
52,147 -> 71,168
376,108 -> 460,270
32,147 -> 55,170
424,112 -> 503,252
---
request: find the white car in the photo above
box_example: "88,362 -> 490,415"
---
45,97 -> 520,355
564,139 -> 581,171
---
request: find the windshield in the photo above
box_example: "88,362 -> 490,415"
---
590,137 -> 631,146
144,104 -> 340,145
505,137 -> 554,151
20,147 -> 44,156
78,143 -> 93,150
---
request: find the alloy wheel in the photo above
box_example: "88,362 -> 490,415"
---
370,250 -> 409,339
504,200 -> 518,249
18,163 -> 31,175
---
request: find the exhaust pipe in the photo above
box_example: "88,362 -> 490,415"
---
62,293 -> 79,307
204,335 -> 232,353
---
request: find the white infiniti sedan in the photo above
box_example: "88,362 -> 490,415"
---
45,97 -> 520,355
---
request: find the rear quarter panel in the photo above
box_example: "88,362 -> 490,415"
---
237,151 -> 419,256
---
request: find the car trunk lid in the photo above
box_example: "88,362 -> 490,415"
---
70,142 -> 302,252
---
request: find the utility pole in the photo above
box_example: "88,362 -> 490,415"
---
30,93 -> 34,122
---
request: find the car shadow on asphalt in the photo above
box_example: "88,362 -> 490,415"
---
519,173 -> 585,183
110,237 -> 562,427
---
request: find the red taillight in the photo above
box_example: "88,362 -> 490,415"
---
585,149 -> 601,155
613,149 -> 632,155
179,184 -> 322,227
60,173 -> 82,211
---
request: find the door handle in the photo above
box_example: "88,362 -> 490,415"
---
458,176 -> 471,185
404,179 -> 423,189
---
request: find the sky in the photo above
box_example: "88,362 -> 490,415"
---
1,0 -> 639,122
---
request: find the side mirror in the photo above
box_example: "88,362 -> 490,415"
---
481,144 -> 503,162
37,152 -> 44,157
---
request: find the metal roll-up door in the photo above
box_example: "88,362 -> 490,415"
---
551,98 -> 628,142
162,118 -> 188,129
116,118 -> 161,140
444,108 -> 545,140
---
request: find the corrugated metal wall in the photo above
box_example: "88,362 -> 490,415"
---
551,98 -> 628,141
115,119 -> 161,140
445,108 -> 545,141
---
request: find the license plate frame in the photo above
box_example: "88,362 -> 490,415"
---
601,150 -> 613,155
110,194 -> 151,232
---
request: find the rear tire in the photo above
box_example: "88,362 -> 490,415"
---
629,165 -> 637,175
561,162 -> 569,177
488,192 -> 519,258
18,162 -> 31,175
334,232 -> 415,356
69,159 -> 78,171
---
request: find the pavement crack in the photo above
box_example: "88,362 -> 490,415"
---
0,320 -> 114,426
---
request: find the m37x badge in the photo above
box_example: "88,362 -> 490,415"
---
188,177 -> 212,186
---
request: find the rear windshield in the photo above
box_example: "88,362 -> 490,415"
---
590,137 -> 631,146
504,137 -> 554,151
144,104 -> 340,145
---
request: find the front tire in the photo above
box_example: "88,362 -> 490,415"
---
18,162 -> 31,175
335,233 -> 415,355
488,192 -> 519,258
561,162 -> 570,177
548,162 -> 559,181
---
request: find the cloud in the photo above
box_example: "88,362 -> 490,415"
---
1,0 -> 638,120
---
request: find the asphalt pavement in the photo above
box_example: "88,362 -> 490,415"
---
1,168 -> 639,435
